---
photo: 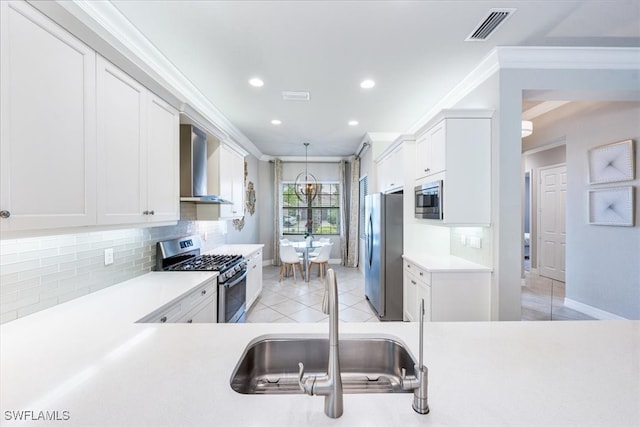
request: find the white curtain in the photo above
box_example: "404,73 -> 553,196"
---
273,159 -> 283,266
339,160 -> 348,265
347,157 -> 360,267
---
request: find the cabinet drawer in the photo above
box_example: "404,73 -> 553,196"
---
138,301 -> 183,324
181,279 -> 217,314
404,261 -> 430,285
178,295 -> 216,323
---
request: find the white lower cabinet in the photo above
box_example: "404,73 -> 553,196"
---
138,278 -> 217,324
403,260 -> 490,321
246,249 -> 263,309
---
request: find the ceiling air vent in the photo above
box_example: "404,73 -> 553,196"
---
282,91 -> 310,101
465,8 -> 515,41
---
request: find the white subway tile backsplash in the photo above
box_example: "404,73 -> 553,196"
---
0,220 -> 230,324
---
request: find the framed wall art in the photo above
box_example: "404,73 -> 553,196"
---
588,139 -> 635,184
588,186 -> 634,226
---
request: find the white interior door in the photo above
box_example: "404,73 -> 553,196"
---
538,165 -> 566,282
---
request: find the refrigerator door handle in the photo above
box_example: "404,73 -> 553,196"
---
367,214 -> 373,267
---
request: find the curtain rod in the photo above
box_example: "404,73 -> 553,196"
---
355,142 -> 370,159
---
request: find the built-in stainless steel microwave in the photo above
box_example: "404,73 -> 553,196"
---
415,181 -> 443,219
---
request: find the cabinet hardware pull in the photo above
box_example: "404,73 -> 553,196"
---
419,272 -> 423,276
142,210 -> 148,215
253,265 -> 256,269
160,316 -> 167,323
411,280 -> 417,285
201,289 -> 207,295
425,168 -> 430,172
187,319 -> 193,323
0,210 -> 10,219
149,210 -> 155,215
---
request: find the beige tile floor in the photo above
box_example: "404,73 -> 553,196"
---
521,271 -> 595,321
248,263 -> 595,323
246,264 -> 380,323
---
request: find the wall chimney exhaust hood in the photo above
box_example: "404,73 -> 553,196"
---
179,124 -> 232,204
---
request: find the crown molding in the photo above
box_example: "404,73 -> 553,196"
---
407,49 -> 500,134
67,0 -> 263,159
495,46 -> 640,70
406,46 -> 640,135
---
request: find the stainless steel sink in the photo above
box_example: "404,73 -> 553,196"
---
230,334 -> 418,394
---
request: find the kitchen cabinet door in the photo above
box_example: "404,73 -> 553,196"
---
0,1 -> 97,231
97,57 -> 179,225
146,93 -> 179,223
96,56 -> 147,225
219,144 -> 245,219
376,142 -> 405,193
403,267 -> 418,321
246,249 -> 263,309
415,121 -> 445,181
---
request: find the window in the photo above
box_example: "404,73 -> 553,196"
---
282,182 -> 340,235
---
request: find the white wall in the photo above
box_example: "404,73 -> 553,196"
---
526,102 -> 639,319
496,67 -> 640,320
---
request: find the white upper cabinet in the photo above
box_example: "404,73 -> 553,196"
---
96,57 -> 147,225
218,144 -> 245,219
415,111 -> 492,225
96,57 -> 179,225
375,136 -> 413,193
0,1 -> 97,231
415,121 -> 445,180
147,93 -> 180,222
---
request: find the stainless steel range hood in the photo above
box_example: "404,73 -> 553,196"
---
180,124 -> 232,204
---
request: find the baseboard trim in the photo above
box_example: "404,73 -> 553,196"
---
564,298 -> 627,320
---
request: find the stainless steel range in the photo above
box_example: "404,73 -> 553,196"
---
156,235 -> 247,323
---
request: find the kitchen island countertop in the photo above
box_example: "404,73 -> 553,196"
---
1,271 -> 638,426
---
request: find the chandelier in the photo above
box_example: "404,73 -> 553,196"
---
294,142 -> 319,203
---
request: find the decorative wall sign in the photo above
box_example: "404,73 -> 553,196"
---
588,186 -> 634,226
246,181 -> 256,216
588,139 -> 635,184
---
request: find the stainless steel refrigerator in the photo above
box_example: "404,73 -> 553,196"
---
364,192 -> 403,321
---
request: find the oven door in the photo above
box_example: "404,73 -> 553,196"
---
218,268 -> 247,323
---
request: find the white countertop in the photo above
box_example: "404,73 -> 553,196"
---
1,272 -> 638,426
403,253 -> 492,272
207,243 -> 264,257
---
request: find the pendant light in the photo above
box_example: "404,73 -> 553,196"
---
294,142 -> 318,203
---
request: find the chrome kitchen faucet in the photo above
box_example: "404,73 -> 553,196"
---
298,268 -> 343,418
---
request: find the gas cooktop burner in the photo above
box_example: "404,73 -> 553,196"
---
169,254 -> 244,272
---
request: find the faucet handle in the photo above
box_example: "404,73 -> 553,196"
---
298,362 -> 314,395
298,362 -> 306,391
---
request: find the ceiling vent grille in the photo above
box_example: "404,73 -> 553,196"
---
465,8 -> 515,41
282,91 -> 310,101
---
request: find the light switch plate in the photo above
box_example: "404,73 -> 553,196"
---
468,237 -> 482,249
104,248 -> 114,265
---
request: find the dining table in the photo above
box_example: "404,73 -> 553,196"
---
289,240 -> 330,283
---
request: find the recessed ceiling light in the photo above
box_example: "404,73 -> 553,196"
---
360,79 -> 375,89
348,120 -> 359,126
271,119 -> 282,125
248,77 -> 264,87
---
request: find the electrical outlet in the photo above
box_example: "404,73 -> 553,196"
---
104,248 -> 114,265
468,237 -> 482,249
